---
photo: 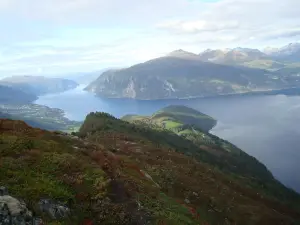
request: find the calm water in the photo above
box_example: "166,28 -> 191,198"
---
35,86 -> 300,193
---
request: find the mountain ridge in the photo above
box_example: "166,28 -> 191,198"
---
85,55 -> 296,100
0,75 -> 78,96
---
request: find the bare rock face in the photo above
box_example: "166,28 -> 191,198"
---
0,187 -> 70,224
0,187 -> 39,225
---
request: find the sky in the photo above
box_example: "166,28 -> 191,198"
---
0,0 -> 299,77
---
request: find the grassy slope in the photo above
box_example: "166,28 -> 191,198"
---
123,105 -> 221,152
78,112 -> 300,224
122,107 -> 300,207
1,113 -> 300,224
123,105 -> 216,132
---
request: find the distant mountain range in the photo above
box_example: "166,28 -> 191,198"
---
264,43 -> 300,61
0,75 -> 78,97
85,42 -> 300,100
199,43 -> 300,68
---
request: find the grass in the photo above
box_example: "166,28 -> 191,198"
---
0,129 -> 110,223
2,116 -> 300,224
153,111 -> 213,120
140,193 -> 200,225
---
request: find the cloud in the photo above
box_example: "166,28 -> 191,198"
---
0,0 -> 205,25
157,0 -> 300,47
263,29 -> 300,40
0,0 -> 299,76
157,20 -> 239,33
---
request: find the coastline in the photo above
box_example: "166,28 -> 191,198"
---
92,86 -> 300,101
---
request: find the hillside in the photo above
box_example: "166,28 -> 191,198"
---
0,76 -> 78,96
1,114 -> 300,224
122,105 -> 271,176
122,105 -> 216,132
0,104 -> 81,132
85,55 -> 294,100
79,112 -> 300,224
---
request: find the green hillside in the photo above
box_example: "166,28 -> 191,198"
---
79,112 -> 300,224
1,112 -> 300,224
123,105 -> 219,148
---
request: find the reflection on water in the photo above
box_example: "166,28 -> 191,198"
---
35,87 -> 300,193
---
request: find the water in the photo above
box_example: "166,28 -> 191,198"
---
35,86 -> 300,193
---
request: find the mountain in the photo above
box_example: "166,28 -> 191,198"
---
0,75 -> 78,96
198,48 -> 285,69
199,48 -> 267,63
1,110 -> 300,224
0,84 -> 37,104
265,43 -> 300,62
167,49 -> 202,60
84,53 -> 297,100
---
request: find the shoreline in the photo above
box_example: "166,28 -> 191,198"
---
92,86 -> 300,101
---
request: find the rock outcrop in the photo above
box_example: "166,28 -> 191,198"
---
0,187 -> 70,224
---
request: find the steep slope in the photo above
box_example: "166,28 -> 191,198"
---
79,112 -> 300,224
85,55 -> 289,100
1,115 -> 300,224
0,85 -> 37,104
0,75 -> 78,96
122,105 -> 270,175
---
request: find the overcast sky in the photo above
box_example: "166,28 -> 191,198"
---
0,0 -> 299,77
